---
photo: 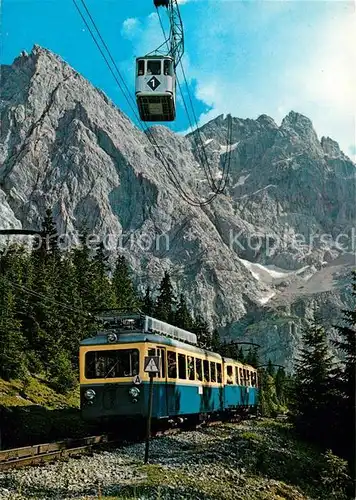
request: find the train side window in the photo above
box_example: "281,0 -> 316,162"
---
196,358 -> 203,381
158,348 -> 166,378
167,351 -> 177,379
243,369 -> 247,386
239,368 -> 243,385
210,362 -> 216,382
247,370 -> 251,386
235,367 -> 239,384
226,365 -> 234,385
187,356 -> 195,380
178,353 -> 187,379
217,363 -> 222,383
251,372 -> 255,387
203,360 -> 210,382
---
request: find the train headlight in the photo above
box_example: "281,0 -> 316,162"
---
107,333 -> 117,343
129,387 -> 140,398
84,389 -> 96,400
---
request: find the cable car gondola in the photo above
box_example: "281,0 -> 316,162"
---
135,55 -> 175,122
135,0 -> 184,122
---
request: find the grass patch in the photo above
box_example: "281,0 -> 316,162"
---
0,375 -> 93,448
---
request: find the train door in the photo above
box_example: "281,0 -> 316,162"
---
158,346 -> 169,417
148,346 -> 168,417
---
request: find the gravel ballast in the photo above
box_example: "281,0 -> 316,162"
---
0,419 -> 349,500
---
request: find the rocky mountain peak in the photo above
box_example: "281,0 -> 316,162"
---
280,110 -> 319,145
320,136 -> 342,158
256,114 -> 278,129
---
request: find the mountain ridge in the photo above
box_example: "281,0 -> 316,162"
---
1,45 -> 355,368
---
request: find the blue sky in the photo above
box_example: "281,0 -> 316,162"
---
2,0 -> 355,159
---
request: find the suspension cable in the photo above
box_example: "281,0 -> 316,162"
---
156,7 -> 219,192
73,0 -> 229,207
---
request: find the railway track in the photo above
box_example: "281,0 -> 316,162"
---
0,435 -> 112,471
0,414 -> 255,471
0,426 -> 187,472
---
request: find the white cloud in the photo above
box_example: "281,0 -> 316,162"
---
186,3 -> 356,160
121,18 -> 140,39
121,12 -> 167,57
285,9 -> 356,157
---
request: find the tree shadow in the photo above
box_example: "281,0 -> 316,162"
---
0,405 -> 98,449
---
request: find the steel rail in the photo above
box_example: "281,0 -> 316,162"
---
0,435 -> 111,471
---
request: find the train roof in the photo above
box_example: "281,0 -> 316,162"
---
80,332 -> 222,360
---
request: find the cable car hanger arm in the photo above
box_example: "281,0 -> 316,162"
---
153,0 -> 184,68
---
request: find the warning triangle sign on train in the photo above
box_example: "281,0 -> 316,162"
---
144,356 -> 160,373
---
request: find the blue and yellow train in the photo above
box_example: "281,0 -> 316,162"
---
79,314 -> 259,423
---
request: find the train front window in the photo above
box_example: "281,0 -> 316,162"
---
147,60 -> 161,75
85,349 -> 139,379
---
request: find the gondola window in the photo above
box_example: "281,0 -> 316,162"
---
147,60 -> 161,75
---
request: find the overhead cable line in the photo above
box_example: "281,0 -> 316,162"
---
73,0 -> 230,207
8,279 -> 92,318
156,7 -> 220,192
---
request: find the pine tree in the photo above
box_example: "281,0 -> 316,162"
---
154,271 -> 175,323
192,315 -> 211,349
174,294 -> 193,330
245,347 -> 259,367
0,278 -> 27,380
237,346 -> 245,363
333,271 -> 356,475
267,359 -> 275,377
56,253 -> 91,366
37,207 -> 60,260
258,369 -> 279,417
112,255 -> 138,312
275,367 -> 287,406
211,329 -> 221,353
142,286 -> 153,316
293,320 -> 337,445
92,242 -> 116,311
